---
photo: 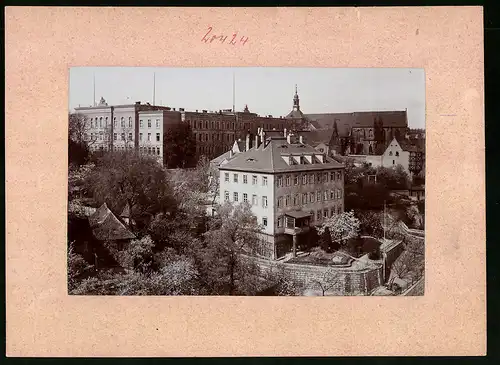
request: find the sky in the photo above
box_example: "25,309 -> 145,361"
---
69,67 -> 425,129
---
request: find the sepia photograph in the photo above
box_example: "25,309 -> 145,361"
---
67,67 -> 426,296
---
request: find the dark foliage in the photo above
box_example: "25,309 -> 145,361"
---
163,123 -> 197,168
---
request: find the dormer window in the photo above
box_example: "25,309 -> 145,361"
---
395,151 -> 399,157
389,151 -> 393,156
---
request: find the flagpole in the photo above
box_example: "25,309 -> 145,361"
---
93,72 -> 96,107
232,71 -> 235,112
153,72 -> 156,106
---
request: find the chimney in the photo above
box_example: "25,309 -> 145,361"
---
255,135 -> 259,149
287,134 -> 292,144
299,135 -> 303,144
135,101 -> 141,105
260,130 -> 265,143
284,128 -> 287,137
229,150 -> 234,158
245,134 -> 250,151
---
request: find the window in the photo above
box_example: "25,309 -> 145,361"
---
114,117 -> 117,127
309,192 -> 314,203
157,147 -> 160,156
278,217 -> 283,228
121,117 -> 125,128
262,217 -> 268,227
262,176 -> 268,186
330,207 -> 335,216
156,119 -> 160,128
338,206 -> 342,214
243,175 -> 248,184
224,173 -> 229,182
252,194 -> 258,205
113,133 -> 117,141
395,151 -> 399,157
233,174 -> 238,183
99,132 -> 103,140
139,133 -> 143,141
156,133 -> 160,142
128,117 -> 132,128
293,195 -> 298,205
316,173 -> 322,183
277,197 -> 283,208
233,192 -> 239,202
140,120 -> 143,128
285,175 -> 291,186
252,175 -> 257,185
148,119 -> 151,128
128,132 -> 133,141
337,171 -> 342,180
302,193 -> 307,204
389,151 -> 393,156
324,191 -> 329,200
393,160 -> 395,165
330,190 -> 335,200
317,210 -> 321,220
224,191 -> 229,202
323,173 -> 328,182
99,117 -> 103,128
302,175 -> 307,184
262,196 -> 268,208
330,171 -> 335,181
339,190 -> 343,199
90,118 -> 93,128
105,117 -> 108,126
148,133 -> 151,141
309,174 -> 314,184
317,191 -> 321,201
243,193 -> 248,203
277,176 -> 283,187
121,133 -> 125,141
294,175 -> 299,185
285,195 -> 290,206
323,210 -> 328,218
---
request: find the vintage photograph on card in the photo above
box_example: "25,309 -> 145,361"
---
67,67 -> 425,296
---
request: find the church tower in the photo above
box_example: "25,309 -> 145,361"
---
293,84 -> 300,111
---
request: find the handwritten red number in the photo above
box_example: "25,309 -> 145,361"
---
240,36 -> 249,46
201,27 -> 213,43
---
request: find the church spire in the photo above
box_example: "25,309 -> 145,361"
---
293,84 -> 300,111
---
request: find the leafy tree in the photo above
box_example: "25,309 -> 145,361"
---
196,202 -> 263,295
68,243 -> 95,292
356,210 -> 384,238
117,236 -> 155,273
376,165 -> 410,190
86,151 -> 177,229
317,211 -> 360,247
163,122 -> 197,168
318,226 -> 333,252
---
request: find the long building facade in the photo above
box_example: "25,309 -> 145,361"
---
218,130 -> 345,260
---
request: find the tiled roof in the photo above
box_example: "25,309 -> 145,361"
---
305,110 -> 408,136
89,203 -> 136,241
220,137 -> 344,174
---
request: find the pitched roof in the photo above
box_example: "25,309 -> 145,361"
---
286,109 -> 306,119
220,137 -> 344,174
89,203 -> 135,241
305,110 -> 408,137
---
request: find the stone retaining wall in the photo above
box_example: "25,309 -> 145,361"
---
245,255 -> 384,296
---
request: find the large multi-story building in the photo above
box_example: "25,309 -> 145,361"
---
74,98 -> 181,165
182,102 -> 310,160
218,130 -> 345,260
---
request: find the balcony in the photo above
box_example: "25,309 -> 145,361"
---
283,210 -> 312,236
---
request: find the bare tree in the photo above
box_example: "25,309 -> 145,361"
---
388,247 -> 422,288
309,268 -> 343,296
